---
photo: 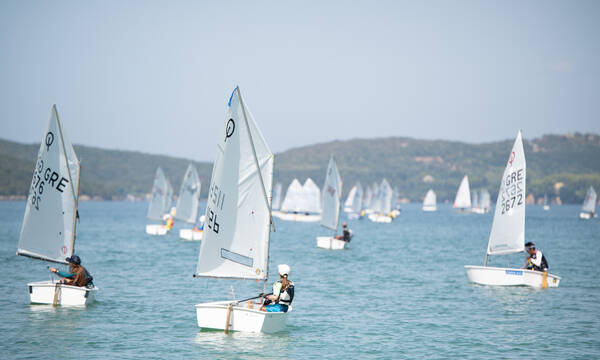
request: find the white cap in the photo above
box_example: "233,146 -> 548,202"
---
277,264 -> 290,277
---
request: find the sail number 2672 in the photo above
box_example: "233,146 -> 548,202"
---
206,184 -> 226,234
501,169 -> 524,214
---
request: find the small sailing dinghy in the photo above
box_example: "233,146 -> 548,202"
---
465,131 -> 561,288
346,182 -> 363,220
146,167 -> 171,235
177,164 -> 203,240
579,186 -> 597,219
317,157 -> 345,249
453,175 -> 471,212
273,178 -> 322,222
343,184 -> 358,213
368,179 -> 393,223
422,189 -> 437,212
543,194 -> 550,211
194,87 -> 289,333
17,105 -> 98,305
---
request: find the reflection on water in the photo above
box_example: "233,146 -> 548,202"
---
194,330 -> 290,357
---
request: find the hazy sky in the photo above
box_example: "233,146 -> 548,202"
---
1,1 -> 599,161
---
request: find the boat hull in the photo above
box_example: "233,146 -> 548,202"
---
28,280 -> 97,305
272,211 -> 321,222
179,228 -> 203,241
146,224 -> 169,235
422,206 -> 437,212
368,214 -> 392,223
464,266 -> 560,288
579,212 -> 596,220
196,300 -> 288,333
316,236 -> 346,250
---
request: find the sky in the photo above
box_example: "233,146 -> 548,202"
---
1,1 -> 599,161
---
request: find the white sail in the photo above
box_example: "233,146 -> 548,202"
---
165,179 -> 173,214
480,189 -> 491,210
344,185 -> 358,209
195,87 -> 273,280
18,105 -> 80,264
175,164 -> 201,224
320,157 -> 342,231
272,183 -> 282,210
301,178 -> 322,213
423,189 -> 436,207
581,186 -> 597,214
453,175 -> 471,209
147,167 -> 168,220
486,130 -> 526,256
472,190 -> 479,209
380,179 -> 393,214
363,186 -> 373,209
280,179 -> 303,212
352,182 -> 363,213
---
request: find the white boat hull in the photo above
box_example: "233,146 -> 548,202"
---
422,206 -> 437,212
196,300 -> 288,333
179,228 -> 203,241
146,224 -> 169,235
464,266 -> 560,288
368,213 -> 392,223
316,236 -> 346,250
579,212 -> 595,220
471,208 -> 486,214
28,280 -> 98,306
272,211 -> 321,222
543,205 -> 550,211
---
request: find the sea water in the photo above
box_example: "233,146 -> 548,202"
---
0,201 -> 598,359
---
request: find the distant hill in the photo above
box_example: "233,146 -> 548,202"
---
1,133 -> 599,204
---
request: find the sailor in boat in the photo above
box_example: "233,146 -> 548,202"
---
260,264 -> 294,313
523,242 -> 548,272
49,255 -> 94,287
335,222 -> 352,242
165,214 -> 174,230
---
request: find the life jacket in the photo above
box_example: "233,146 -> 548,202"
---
277,281 -> 294,306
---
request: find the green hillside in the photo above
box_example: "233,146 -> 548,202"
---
1,133 -> 599,203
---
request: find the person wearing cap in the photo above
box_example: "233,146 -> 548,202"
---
260,264 -> 294,313
49,255 -> 93,287
335,222 -> 352,242
523,242 -> 548,272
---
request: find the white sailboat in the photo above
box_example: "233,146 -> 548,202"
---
317,157 -> 345,249
422,189 -> 437,212
194,87 -> 289,333
579,186 -> 597,219
272,183 -> 282,211
453,175 -> 471,212
368,179 -> 393,223
17,105 -> 98,305
343,184 -> 358,213
465,131 -> 561,288
177,164 -> 203,241
346,182 -> 364,219
273,178 -> 322,222
146,167 -> 171,235
543,194 -> 550,211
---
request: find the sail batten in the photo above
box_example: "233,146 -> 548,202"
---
486,130 -> 526,257
195,87 -> 273,281
18,105 -> 79,264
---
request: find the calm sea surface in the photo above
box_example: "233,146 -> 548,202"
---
0,201 -> 598,359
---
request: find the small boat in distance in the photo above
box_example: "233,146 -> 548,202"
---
422,189 -> 437,212
176,164 -> 203,241
317,157 -> 346,250
453,175 -> 471,212
146,167 -> 172,235
17,105 -> 98,305
579,186 -> 597,220
273,178 -> 322,222
543,194 -> 550,211
465,130 -> 560,288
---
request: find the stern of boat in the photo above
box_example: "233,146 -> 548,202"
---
195,300 -> 288,333
28,280 -> 98,306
